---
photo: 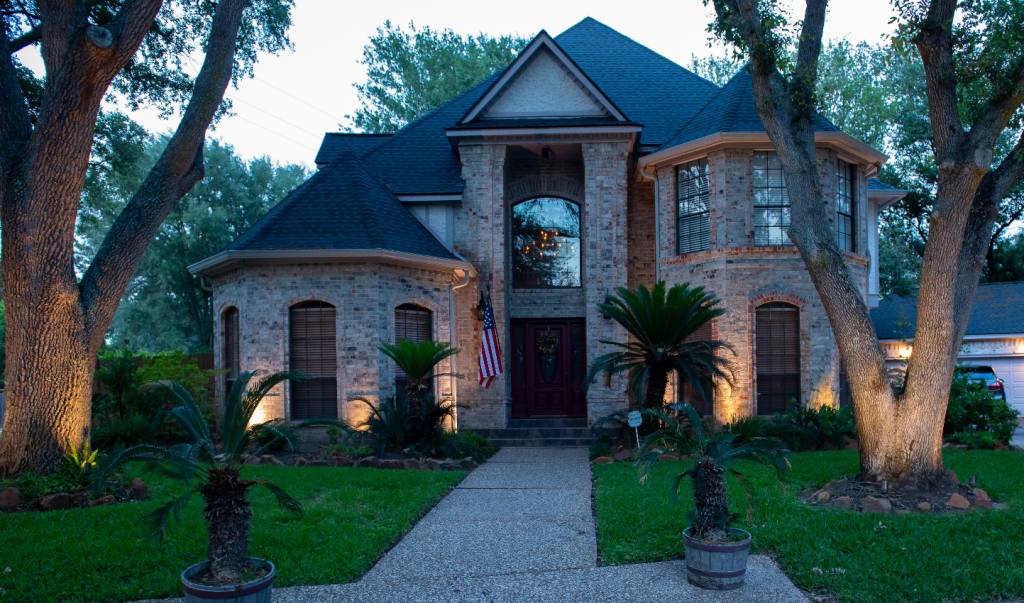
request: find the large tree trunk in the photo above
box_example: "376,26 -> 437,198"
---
710,0 -> 1024,487
0,0 -> 248,474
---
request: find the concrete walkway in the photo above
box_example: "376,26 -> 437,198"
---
267,447 -> 807,602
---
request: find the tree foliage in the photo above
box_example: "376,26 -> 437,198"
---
349,21 -> 529,133
77,115 -> 308,352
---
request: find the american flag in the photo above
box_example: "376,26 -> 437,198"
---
478,291 -> 503,388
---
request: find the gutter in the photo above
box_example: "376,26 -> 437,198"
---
189,248 -> 478,278
637,163 -> 661,282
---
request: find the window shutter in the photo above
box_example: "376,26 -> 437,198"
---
290,301 -> 337,419
755,303 -> 800,414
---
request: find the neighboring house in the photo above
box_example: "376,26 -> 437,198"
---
190,17 -> 904,436
872,281 -> 1024,413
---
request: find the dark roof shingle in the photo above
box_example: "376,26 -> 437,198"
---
225,153 -> 456,261
871,282 -> 1024,339
314,133 -> 391,165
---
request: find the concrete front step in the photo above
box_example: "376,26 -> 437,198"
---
506,417 -> 588,429
490,436 -> 595,447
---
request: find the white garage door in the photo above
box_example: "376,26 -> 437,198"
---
965,357 -> 1024,414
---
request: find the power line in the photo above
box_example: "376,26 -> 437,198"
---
253,75 -> 346,123
226,94 -> 322,139
231,115 -> 318,152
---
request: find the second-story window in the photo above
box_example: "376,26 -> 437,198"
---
677,158 -> 710,254
753,151 -> 792,246
836,160 -> 855,252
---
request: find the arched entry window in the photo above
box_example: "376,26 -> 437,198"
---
395,304 -> 433,400
755,302 -> 800,414
289,301 -> 337,419
511,197 -> 581,288
222,307 -> 239,398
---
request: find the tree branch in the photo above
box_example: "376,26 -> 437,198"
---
9,25 -> 41,53
37,0 -> 79,76
0,25 -> 34,199
104,0 -> 162,62
79,0 -> 248,348
914,0 -> 963,159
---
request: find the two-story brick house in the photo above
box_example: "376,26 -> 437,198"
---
190,18 -> 905,440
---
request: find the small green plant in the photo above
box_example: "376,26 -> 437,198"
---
590,434 -> 615,460
13,459 -> 84,500
379,340 -> 461,415
638,403 -> 790,541
726,416 -> 767,444
66,440 -> 98,472
251,418 -> 304,453
355,394 -> 460,457
948,429 -> 999,450
763,402 -> 856,451
92,414 -> 154,449
438,430 -> 499,461
323,443 -> 374,458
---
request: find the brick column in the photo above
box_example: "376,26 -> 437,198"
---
454,143 -> 508,429
582,141 -> 631,423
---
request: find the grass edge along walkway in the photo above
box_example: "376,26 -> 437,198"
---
0,465 -> 465,603
593,450 -> 1024,603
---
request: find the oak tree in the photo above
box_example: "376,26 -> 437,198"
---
707,0 -> 1024,485
0,0 -> 294,473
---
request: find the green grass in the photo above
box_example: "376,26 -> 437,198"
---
594,450 -> 1024,603
0,466 -> 464,603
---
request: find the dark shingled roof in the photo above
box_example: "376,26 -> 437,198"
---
224,152 -> 457,261
867,178 -> 902,192
658,68 -> 840,150
314,133 -> 391,165
871,282 -> 1024,340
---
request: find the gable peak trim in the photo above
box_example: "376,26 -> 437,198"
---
459,31 -> 629,125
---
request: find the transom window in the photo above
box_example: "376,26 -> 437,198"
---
752,151 -> 792,246
836,160 -> 855,252
511,197 -> 581,288
677,159 -> 710,254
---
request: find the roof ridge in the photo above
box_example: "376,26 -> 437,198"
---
555,17 -> 719,92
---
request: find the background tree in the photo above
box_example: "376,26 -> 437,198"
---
706,0 -> 1024,486
0,0 -> 294,474
77,118 -> 308,352
349,21 -> 529,133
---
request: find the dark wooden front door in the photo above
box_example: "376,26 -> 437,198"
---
511,319 -> 586,418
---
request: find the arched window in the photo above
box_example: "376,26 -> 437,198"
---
755,302 -> 800,414
222,307 -> 239,398
289,301 -> 337,419
394,304 -> 433,400
511,197 -> 581,288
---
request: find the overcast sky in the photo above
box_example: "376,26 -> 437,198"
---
21,0 -> 902,168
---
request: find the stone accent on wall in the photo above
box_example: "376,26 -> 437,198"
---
211,262 -> 455,427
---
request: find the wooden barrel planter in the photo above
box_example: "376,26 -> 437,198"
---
682,528 -> 751,590
181,558 -> 275,603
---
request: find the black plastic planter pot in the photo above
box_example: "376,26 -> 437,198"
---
181,557 -> 275,603
682,528 -> 751,590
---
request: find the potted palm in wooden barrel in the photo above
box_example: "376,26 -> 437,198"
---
638,403 -> 790,590
93,371 -> 347,602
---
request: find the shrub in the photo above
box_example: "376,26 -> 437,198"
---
438,430 -> 498,461
726,415 -> 767,444
590,434 -> 615,460
92,414 -> 154,449
323,443 -> 374,458
13,459 -> 84,500
948,429 -> 999,450
356,394 -> 460,457
945,368 -> 1019,443
762,402 -> 855,451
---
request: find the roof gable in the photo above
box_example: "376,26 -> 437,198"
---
224,153 -> 456,261
460,31 -> 628,124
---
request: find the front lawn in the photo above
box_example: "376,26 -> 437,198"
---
594,450 -> 1024,603
0,466 -> 464,603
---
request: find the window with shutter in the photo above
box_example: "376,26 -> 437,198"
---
753,152 -> 792,246
289,301 -> 337,419
679,321 -> 715,416
677,159 -> 710,254
223,307 -> 239,400
395,304 -> 433,400
755,302 -> 800,414
836,160 -> 855,252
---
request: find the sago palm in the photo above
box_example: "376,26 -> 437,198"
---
586,281 -> 733,413
92,371 -> 346,585
379,340 -> 460,415
637,403 -> 790,540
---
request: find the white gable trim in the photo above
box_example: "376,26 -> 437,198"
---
459,31 -> 628,125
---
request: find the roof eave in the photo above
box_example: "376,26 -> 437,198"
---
635,131 -> 890,178
189,249 -> 477,278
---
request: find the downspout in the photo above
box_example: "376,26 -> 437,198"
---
638,162 -> 661,282
449,267 -> 472,431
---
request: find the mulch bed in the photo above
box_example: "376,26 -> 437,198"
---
801,471 -> 1005,514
